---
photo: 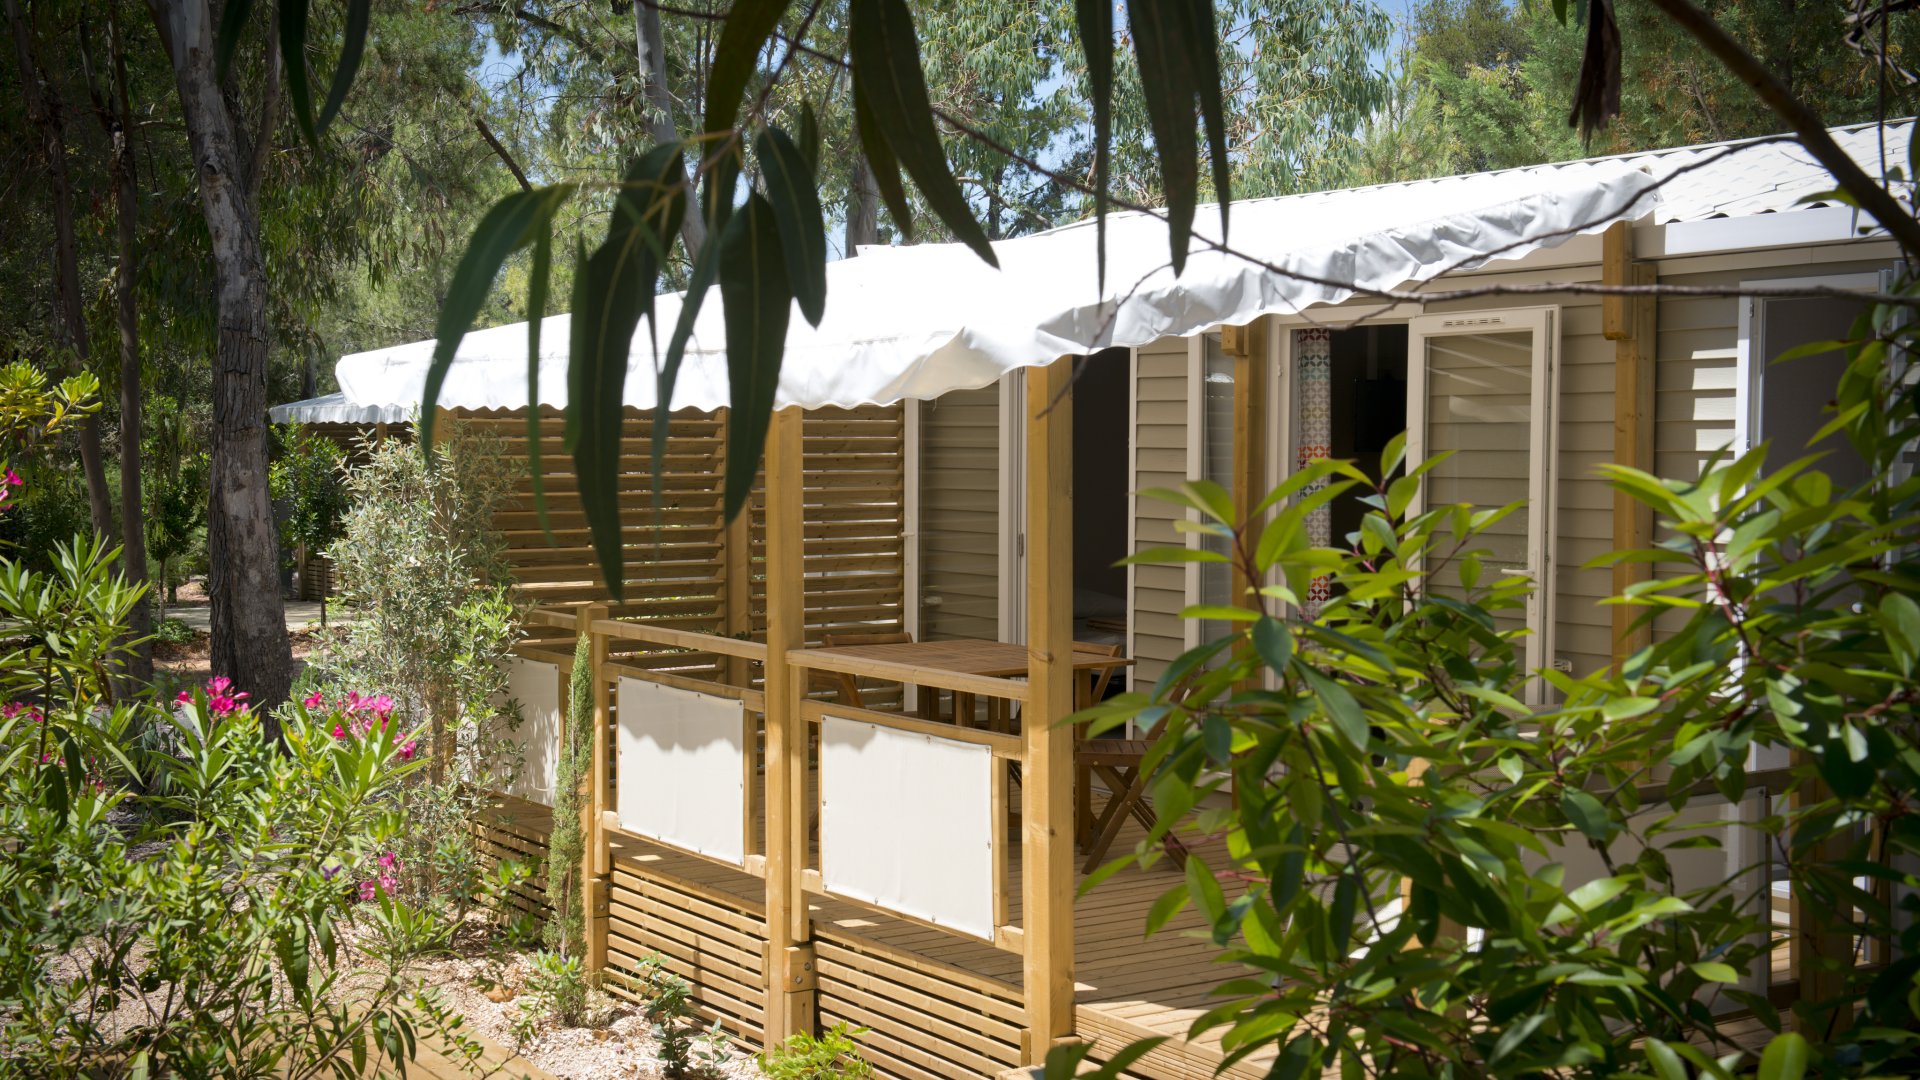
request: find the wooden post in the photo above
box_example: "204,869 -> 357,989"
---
1602,222 -> 1658,664
582,602 -> 612,973
762,407 -> 815,1043
1228,318 -> 1269,668
1791,769 -> 1856,1033
719,408 -> 756,687
1022,358 -> 1075,1062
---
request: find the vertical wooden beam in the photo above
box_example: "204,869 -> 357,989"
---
762,406 -> 815,1043
1603,223 -> 1658,664
581,601 -> 611,973
1022,358 -> 1075,1063
718,408 -> 755,687
1229,318 -> 1269,629
1791,770 -> 1856,1033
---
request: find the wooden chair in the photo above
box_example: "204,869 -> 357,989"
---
813,630 -> 914,711
1074,658 -> 1189,874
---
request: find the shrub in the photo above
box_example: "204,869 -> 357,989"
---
639,955 -> 698,1078
545,630 -> 594,956
1060,291 -> 1920,1078
759,1023 -> 875,1080
152,615 -> 196,645
523,949 -> 589,1027
0,537 -> 472,1076
270,424 -> 351,567
316,419 -> 524,913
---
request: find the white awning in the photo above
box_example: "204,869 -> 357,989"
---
268,391 -> 412,425
330,158 -> 1663,415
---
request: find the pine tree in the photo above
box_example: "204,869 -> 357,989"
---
544,632 -> 593,957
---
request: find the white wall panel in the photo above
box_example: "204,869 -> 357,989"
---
499,657 -> 562,806
616,677 -> 748,866
819,713 -> 995,939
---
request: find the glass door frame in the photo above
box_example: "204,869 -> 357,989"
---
1406,306 -> 1559,700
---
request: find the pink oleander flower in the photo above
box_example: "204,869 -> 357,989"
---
176,690 -> 192,705
303,690 -> 324,709
396,739 -> 417,762
358,880 -> 378,902
331,724 -> 347,740
2,468 -> 20,488
198,676 -> 249,717
377,852 -> 400,872
369,694 -> 395,719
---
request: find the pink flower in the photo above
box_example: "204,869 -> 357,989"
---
396,739 -> 417,762
358,880 -> 378,902
2,468 -> 20,488
176,690 -> 192,705
200,676 -> 249,717
369,694 -> 395,719
331,724 -> 347,740
377,852 -> 400,872
303,691 -> 324,709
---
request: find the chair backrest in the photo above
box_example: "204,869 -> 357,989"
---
1073,640 -> 1124,703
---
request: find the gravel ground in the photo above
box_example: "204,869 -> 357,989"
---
418,949 -> 768,1080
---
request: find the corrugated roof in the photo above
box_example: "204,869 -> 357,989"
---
1055,119 -> 1913,237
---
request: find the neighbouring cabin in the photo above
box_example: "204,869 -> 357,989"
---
272,121 -> 1913,1079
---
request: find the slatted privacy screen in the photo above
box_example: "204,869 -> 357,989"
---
750,406 -> 910,707
497,656 -> 563,807
615,676 -> 750,867
459,405 -> 907,691
818,712 -> 996,940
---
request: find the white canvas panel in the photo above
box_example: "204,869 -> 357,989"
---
499,657 -> 562,807
819,713 -> 995,940
616,677 -> 747,866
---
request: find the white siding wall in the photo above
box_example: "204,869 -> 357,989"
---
1132,338 -> 1192,685
918,383 -> 1002,641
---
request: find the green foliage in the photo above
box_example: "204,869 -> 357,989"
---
0,537 -> 471,1077
1362,0 -> 1920,183
270,425 -> 351,556
0,362 -> 103,566
152,615 -> 196,645
319,418 -> 521,784
523,949 -> 589,1028
545,630 -> 594,957
1061,287 -> 1920,1077
758,1023 -> 876,1080
639,954 -> 699,1078
315,419 -> 523,932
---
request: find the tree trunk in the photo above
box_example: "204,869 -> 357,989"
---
85,10 -> 154,689
149,0 -> 292,719
634,0 -> 706,257
6,0 -> 116,537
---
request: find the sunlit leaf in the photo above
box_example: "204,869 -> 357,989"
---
755,125 -> 828,326
569,147 -> 688,598
702,0 -> 792,136
852,82 -> 913,239
1126,0 -> 1199,274
422,184 -> 576,453
719,193 -> 792,524
849,0 -> 998,266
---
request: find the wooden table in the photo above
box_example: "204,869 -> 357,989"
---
803,637 -> 1132,721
